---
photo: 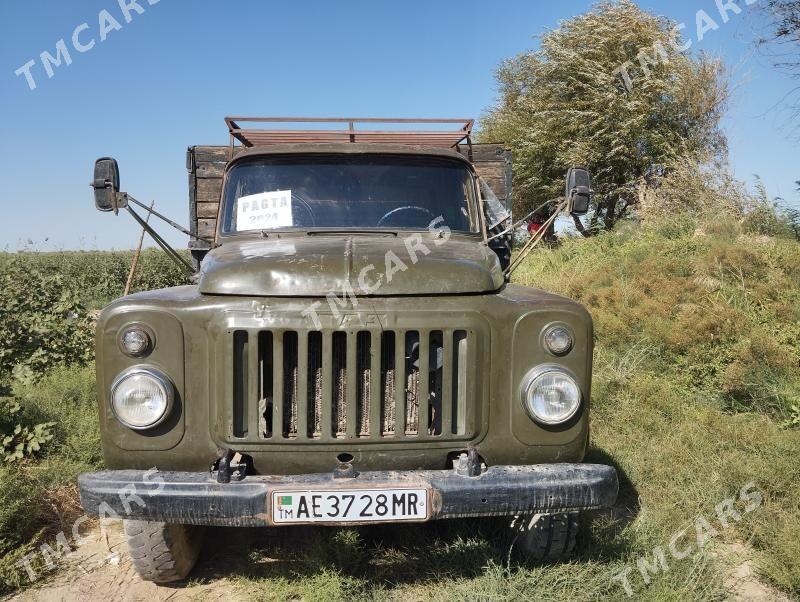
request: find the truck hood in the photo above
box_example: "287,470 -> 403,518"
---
198,235 -> 504,296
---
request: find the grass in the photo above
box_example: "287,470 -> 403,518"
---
0,366 -> 100,594
218,217 -> 800,600
0,216 -> 798,599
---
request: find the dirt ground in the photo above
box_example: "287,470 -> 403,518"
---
7,522 -> 791,602
9,523 -> 242,602
717,543 -> 792,602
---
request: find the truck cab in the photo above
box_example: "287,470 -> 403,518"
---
80,117 -> 617,583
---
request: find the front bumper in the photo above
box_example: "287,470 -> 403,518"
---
78,463 -> 618,527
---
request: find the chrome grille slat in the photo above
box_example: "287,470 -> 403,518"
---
230,327 -> 473,443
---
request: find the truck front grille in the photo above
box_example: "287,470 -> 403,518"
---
228,328 -> 474,443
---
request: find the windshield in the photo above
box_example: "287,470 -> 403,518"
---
220,155 -> 480,234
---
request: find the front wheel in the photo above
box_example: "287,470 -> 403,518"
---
509,512 -> 580,562
124,520 -> 204,583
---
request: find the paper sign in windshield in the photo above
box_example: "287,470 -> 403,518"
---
236,190 -> 293,231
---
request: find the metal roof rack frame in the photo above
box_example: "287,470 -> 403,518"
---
224,116 -> 474,159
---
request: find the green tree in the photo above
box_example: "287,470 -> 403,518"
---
480,0 -> 729,233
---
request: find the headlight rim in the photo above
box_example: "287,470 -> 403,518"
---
520,364 -> 583,426
110,365 -> 174,431
542,323 -> 574,356
117,323 -> 155,358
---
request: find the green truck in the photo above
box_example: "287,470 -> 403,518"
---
80,117 -> 617,583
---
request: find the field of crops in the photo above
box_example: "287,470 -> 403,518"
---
0,218 -> 798,600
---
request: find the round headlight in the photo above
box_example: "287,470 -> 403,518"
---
119,325 -> 153,357
111,367 -> 174,430
521,368 -> 582,425
543,325 -> 573,356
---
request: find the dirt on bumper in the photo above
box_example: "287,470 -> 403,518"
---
78,463 -> 619,527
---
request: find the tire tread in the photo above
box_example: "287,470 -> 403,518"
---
512,512 -> 580,563
123,520 -> 203,583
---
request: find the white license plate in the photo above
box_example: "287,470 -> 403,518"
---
271,488 -> 429,524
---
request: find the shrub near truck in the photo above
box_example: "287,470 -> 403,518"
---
79,117 -> 618,582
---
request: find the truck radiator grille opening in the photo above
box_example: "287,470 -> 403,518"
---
283,332 -> 299,438
231,328 -> 473,442
404,331 -> 420,435
308,331 -> 323,438
356,331 -> 371,437
332,332 -> 347,438
380,332 -> 396,435
232,331 -> 248,438
429,330 -> 444,436
259,331 -> 273,438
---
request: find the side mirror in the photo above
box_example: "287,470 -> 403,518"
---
565,167 -> 592,216
91,157 -> 124,212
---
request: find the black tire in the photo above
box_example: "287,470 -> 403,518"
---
510,512 -> 579,562
124,520 -> 204,583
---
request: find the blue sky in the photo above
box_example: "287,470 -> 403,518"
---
0,0 -> 797,250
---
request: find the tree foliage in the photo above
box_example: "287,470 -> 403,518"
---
480,0 -> 729,231
759,0 -> 800,64
756,0 -> 800,119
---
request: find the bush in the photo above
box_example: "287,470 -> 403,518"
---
0,249 -> 192,309
0,397 -> 54,463
0,261 -> 94,387
638,161 -> 799,242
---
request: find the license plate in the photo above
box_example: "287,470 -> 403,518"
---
271,488 -> 429,524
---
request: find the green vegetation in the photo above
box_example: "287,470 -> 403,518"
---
0,248 -> 191,310
211,214 -> 797,601
0,259 -> 94,386
0,249 -> 185,595
0,213 -> 798,599
0,366 -> 99,594
480,0 -> 730,229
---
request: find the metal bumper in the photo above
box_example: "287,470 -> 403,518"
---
78,464 -> 618,527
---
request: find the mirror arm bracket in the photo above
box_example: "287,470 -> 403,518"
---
125,202 -> 195,275
125,195 -> 215,246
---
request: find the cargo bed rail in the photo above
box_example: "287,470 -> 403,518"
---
224,116 -> 474,157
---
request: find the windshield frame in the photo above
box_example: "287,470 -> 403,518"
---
216,152 -> 485,241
